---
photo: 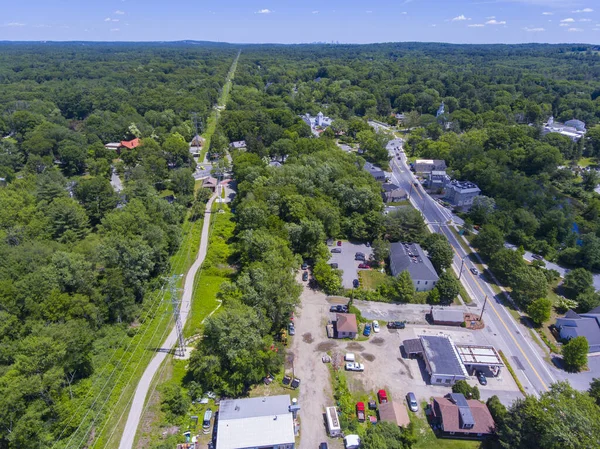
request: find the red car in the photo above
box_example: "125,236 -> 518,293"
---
337,240 -> 342,246
358,263 -> 370,269
377,389 -> 388,404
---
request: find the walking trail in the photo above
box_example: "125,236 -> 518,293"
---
118,194 -> 217,449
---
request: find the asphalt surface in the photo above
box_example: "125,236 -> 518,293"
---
118,194 -> 217,449
111,168 -> 123,193
328,241 -> 373,288
384,136 -> 560,396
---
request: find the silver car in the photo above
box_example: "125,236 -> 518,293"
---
406,392 -> 418,412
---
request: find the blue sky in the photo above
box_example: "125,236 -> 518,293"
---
0,0 -> 598,44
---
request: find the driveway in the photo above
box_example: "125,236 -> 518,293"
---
291,278 -> 343,449
328,241 -> 373,289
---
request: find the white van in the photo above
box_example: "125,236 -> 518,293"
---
345,353 -> 355,362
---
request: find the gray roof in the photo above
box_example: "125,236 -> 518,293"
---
420,335 -> 468,377
219,395 -> 291,420
432,308 -> 465,323
364,162 -> 385,179
557,309 -> 600,348
389,242 -> 439,281
403,338 -> 424,355
449,393 -> 475,428
382,183 -> 401,192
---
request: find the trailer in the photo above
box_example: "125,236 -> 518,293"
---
325,406 -> 341,437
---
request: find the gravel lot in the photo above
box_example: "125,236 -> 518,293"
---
328,241 -> 373,289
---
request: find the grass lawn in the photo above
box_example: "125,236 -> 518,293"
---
578,157 -> 596,168
358,269 -> 387,290
410,409 -> 484,449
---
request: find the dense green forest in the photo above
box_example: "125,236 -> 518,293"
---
0,43 -> 235,448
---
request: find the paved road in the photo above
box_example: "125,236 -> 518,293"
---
111,167 -> 124,193
118,194 -> 217,449
386,138 -> 560,396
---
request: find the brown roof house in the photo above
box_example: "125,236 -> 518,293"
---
379,402 -> 410,428
431,393 -> 495,439
202,176 -> 218,192
334,313 -> 358,339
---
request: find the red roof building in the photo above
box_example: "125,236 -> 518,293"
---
120,138 -> 140,150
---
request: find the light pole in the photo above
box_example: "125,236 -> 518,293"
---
458,254 -> 469,280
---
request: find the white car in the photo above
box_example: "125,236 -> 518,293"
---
372,320 -> 380,333
345,362 -> 365,372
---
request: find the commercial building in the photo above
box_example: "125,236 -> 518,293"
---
431,393 -> 496,439
454,344 -> 503,377
301,112 -> 333,129
444,180 -> 481,210
414,159 -> 447,174
428,171 -> 451,189
541,117 -> 586,141
216,395 -> 298,449
389,242 -> 439,292
402,335 -> 468,385
556,307 -> 600,353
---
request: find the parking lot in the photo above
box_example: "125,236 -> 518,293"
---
328,241 -> 373,289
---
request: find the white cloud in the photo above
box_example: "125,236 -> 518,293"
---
542,12 -> 553,15
559,23 -> 571,26
487,15 -> 496,19
401,11 -> 407,14
312,10 -> 319,14
431,24 -> 437,27
572,8 -> 593,13
115,10 -> 125,15
486,19 -> 506,25
2,22 -> 25,27
568,27 -> 583,31
524,27 -> 545,31
110,28 -> 120,31
560,18 -> 575,22
468,24 -> 485,27
580,18 -> 592,22
104,17 -> 111,21
451,14 -> 470,21
256,9 -> 272,14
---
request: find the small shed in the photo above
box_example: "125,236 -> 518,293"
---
431,308 -> 465,326
379,401 -> 410,428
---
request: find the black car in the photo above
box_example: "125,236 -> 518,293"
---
330,263 -> 339,269
331,248 -> 342,253
302,271 -> 309,281
330,304 -> 349,313
477,370 -> 487,386
353,279 -> 360,288
355,252 -> 365,261
387,321 -> 406,329
301,262 -> 308,270
319,443 -> 329,449
532,254 -> 544,261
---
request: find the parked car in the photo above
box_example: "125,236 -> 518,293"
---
387,321 -> 406,329
330,263 -> 339,269
345,362 -> 365,372
377,389 -> 388,403
203,409 -> 213,429
319,443 -> 329,449
532,254 -> 544,261
330,305 -> 349,313
345,353 -> 356,362
354,252 -> 365,261
363,324 -> 371,336
331,248 -> 342,253
470,267 -> 479,275
302,271 -> 309,281
358,263 -> 370,269
301,262 -> 308,270
365,241 -> 371,247
477,370 -> 487,386
288,322 -> 295,336
353,279 -> 360,288
372,320 -> 380,333
406,392 -> 419,412
337,240 -> 342,246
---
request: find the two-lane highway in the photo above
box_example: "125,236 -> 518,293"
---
386,138 -> 558,396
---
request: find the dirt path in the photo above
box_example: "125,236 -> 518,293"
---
291,280 -> 340,449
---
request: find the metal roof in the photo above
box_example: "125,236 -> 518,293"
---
216,395 -> 295,449
420,335 -> 468,377
389,242 -> 439,281
432,308 -> 465,323
449,393 -> 475,428
455,344 -> 503,367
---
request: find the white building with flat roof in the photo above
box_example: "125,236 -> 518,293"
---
216,395 -> 297,449
541,116 -> 586,141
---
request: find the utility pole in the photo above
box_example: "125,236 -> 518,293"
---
458,256 -> 467,280
191,112 -> 203,137
479,295 -> 488,321
168,275 -> 186,357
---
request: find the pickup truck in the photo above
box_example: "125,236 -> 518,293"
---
356,402 -> 366,422
345,362 -> 365,372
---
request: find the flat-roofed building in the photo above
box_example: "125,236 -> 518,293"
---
402,335 -> 468,385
